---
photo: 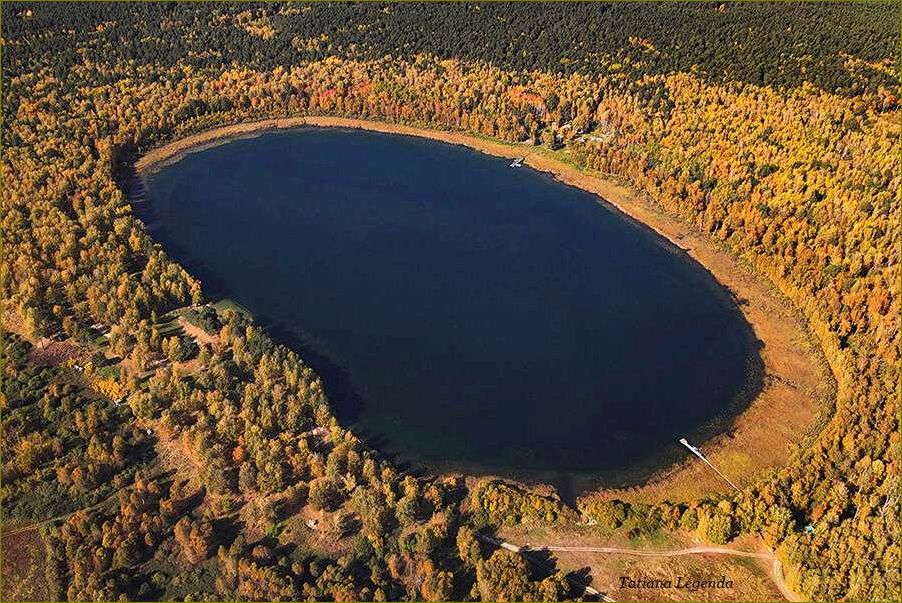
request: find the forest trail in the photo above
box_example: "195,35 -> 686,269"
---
2,464 -> 163,538
3,490 -> 126,537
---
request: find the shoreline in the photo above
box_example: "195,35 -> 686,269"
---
133,115 -> 833,503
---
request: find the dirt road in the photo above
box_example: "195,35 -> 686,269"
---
479,534 -> 804,602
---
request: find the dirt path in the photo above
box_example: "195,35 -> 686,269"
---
4,498 -> 118,537
2,465 -> 162,538
476,533 -> 616,601
772,559 -> 804,603
483,533 -> 803,602
525,544 -> 770,559
533,543 -> 803,601
177,315 -> 218,347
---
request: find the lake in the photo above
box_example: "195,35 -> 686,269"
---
138,127 -> 761,493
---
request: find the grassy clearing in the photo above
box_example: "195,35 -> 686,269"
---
499,525 -> 781,602
1,527 -> 53,602
568,550 -> 779,602
212,298 -> 252,317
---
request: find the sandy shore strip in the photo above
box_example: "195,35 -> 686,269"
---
134,115 -> 833,502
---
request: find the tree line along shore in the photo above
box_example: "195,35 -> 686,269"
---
2,4 -> 898,601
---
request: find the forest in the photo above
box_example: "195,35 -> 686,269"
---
1,2 -> 898,96
1,2 -> 899,601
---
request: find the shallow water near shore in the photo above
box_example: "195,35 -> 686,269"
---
137,127 -> 762,492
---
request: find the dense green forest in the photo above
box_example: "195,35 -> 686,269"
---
1,2 -> 898,95
2,2 -> 899,602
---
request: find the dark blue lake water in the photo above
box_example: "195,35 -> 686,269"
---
138,127 -> 760,492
